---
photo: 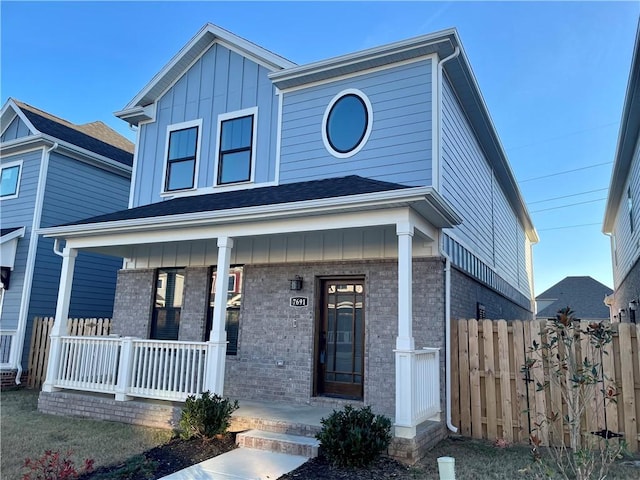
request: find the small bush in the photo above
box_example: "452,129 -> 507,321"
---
178,391 -> 239,440
315,404 -> 392,468
22,450 -> 94,480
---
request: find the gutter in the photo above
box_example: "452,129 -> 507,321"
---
437,47 -> 460,434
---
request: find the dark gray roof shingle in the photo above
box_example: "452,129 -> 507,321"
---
60,175 -> 412,227
536,276 -> 613,320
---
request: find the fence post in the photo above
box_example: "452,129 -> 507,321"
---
115,337 -> 134,401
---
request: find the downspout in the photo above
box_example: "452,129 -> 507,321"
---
14,142 -> 58,384
436,46 -> 460,433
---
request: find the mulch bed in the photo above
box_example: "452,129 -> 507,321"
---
79,434 -> 237,479
278,455 -> 420,479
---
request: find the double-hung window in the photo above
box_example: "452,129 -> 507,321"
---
164,120 -> 201,192
0,161 -> 22,199
216,108 -> 256,185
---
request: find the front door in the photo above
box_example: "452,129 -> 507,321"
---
316,279 -> 365,400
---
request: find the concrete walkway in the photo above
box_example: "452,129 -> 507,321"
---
158,448 -> 308,480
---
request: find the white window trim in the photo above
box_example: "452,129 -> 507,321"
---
322,88 -> 373,159
160,119 -> 203,195
214,107 -> 258,187
0,159 -> 23,200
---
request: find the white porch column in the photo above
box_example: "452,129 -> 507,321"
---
42,246 -> 77,392
395,222 -> 416,438
204,236 -> 233,395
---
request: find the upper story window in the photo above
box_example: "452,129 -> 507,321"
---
163,120 -> 201,192
322,89 -> 373,159
216,108 -> 257,186
0,161 -> 22,199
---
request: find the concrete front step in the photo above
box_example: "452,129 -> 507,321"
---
237,429 -> 320,458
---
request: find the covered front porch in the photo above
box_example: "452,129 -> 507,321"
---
38,180 -> 461,442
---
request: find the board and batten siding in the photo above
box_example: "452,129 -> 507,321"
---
132,43 -> 279,208
278,58 -> 433,186
0,149 -> 42,330
123,226 -> 436,269
1,115 -> 32,142
440,74 -> 530,298
611,134 -> 640,288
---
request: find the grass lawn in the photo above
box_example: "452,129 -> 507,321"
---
1,388 -> 173,479
2,388 -> 638,479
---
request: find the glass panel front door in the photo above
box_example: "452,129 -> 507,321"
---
317,279 -> 364,399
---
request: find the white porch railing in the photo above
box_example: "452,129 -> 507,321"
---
52,336 -> 208,402
412,347 -> 441,424
0,330 -> 16,367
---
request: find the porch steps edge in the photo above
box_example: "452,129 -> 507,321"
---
236,429 -> 320,458
230,415 -> 322,437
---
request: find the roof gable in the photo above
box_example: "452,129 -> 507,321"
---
1,99 -> 134,168
115,23 -> 296,124
536,276 -> 613,320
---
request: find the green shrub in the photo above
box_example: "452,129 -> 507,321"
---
178,391 -> 239,440
315,404 -> 392,467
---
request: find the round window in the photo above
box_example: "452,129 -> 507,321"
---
322,89 -> 372,158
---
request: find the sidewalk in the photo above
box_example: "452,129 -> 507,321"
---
159,448 -> 308,480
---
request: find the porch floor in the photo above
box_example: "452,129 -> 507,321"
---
231,399 -> 335,431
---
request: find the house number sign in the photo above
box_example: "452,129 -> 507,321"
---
290,297 -> 308,307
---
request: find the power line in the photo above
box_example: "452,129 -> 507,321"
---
537,222 -> 602,232
528,187 -> 608,205
519,162 -> 612,183
530,197 -> 606,214
505,121 -> 619,152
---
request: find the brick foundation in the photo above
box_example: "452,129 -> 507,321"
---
0,369 -> 26,390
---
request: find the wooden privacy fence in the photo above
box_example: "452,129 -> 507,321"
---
28,317 -> 112,388
451,319 -> 640,453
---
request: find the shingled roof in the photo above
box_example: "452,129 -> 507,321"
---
13,100 -> 134,167
60,175 -> 413,227
536,276 -> 613,320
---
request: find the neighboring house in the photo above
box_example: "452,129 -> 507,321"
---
535,276 -> 613,322
603,21 -> 640,323
37,24 -> 537,460
0,99 -> 133,386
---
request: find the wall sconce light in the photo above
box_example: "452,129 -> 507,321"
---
289,275 -> 303,291
629,300 -> 637,311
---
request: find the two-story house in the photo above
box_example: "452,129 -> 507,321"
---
0,99 -> 133,386
37,24 -> 537,461
603,21 -> 640,323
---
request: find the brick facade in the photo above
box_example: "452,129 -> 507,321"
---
111,268 -> 155,337
180,267 -> 210,341
450,267 -> 533,320
610,257 -> 640,322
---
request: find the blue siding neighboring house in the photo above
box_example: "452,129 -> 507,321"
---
37,24 -> 537,461
603,21 -> 640,323
0,99 -> 133,384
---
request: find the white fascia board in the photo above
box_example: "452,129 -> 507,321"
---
114,104 -> 156,126
269,28 -> 456,88
0,226 -> 26,244
40,134 -> 132,177
39,186 -> 458,241
1,99 -> 39,137
58,207 -> 416,251
1,135 -> 50,156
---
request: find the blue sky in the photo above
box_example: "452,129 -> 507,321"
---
2,1 -> 639,295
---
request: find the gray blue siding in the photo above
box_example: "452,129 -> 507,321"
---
132,43 -> 280,207
1,115 -> 32,142
440,74 -> 530,298
279,59 -> 433,186
0,149 -> 42,330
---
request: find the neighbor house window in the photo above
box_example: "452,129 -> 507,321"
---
216,108 -> 256,185
164,120 -> 201,192
151,268 -> 185,340
206,266 -> 243,355
0,161 -> 22,199
322,89 -> 373,158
